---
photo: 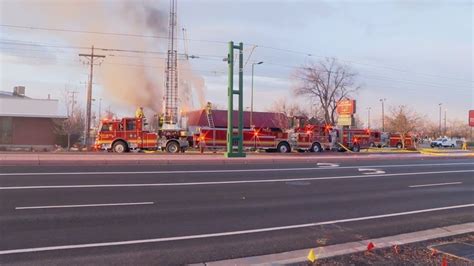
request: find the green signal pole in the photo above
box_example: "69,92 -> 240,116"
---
225,41 -> 246,158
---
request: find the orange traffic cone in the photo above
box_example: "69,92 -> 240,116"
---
367,242 -> 375,252
441,256 -> 448,266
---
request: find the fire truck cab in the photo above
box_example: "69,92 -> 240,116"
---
290,124 -> 333,152
95,117 -> 158,153
339,128 -> 382,152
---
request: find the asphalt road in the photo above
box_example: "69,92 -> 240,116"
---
0,157 -> 473,265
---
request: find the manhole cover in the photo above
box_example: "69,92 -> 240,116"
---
431,242 -> 474,261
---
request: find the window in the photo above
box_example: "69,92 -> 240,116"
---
0,117 -> 13,144
101,123 -> 111,132
126,120 -> 136,130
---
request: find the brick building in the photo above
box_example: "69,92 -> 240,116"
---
0,87 -> 67,150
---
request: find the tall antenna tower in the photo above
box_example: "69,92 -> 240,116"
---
164,0 -> 178,126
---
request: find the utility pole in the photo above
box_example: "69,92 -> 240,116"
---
67,91 -> 78,151
379,98 -> 386,132
98,98 -> 102,125
438,103 -> 442,137
70,91 -> 78,116
79,46 -> 105,149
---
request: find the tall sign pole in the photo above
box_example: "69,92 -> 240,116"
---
225,41 -> 245,158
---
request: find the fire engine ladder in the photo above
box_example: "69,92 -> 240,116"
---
207,112 -> 215,128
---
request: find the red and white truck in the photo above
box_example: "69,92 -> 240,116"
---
194,127 -> 292,153
94,117 -> 189,153
290,124 -> 333,152
94,117 -> 158,153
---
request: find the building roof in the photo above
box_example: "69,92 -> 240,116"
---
185,109 -> 288,129
0,91 -> 30,99
0,114 -> 67,119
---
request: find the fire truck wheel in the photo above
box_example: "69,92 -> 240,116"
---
352,144 -> 360,152
112,141 -> 128,153
166,141 -> 180,153
277,142 -> 291,153
310,143 -> 322,152
396,142 -> 403,149
369,142 -> 376,148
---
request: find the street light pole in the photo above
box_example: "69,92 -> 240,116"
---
379,98 -> 386,132
250,61 -> 263,128
438,103 -> 442,136
367,107 -> 371,129
444,108 -> 447,136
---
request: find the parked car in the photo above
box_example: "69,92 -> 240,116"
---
431,138 -> 457,148
430,138 -> 443,147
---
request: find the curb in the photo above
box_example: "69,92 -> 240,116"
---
193,222 -> 474,266
0,153 -> 472,166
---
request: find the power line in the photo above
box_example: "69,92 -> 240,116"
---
0,24 -> 228,45
263,61 -> 473,90
2,38 -> 471,89
2,24 -> 471,83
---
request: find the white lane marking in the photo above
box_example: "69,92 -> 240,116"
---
359,168 -> 386,175
0,203 -> 473,255
15,202 -> 154,210
409,182 -> 463,188
317,163 -> 340,167
1,170 -> 473,190
0,162 -> 472,177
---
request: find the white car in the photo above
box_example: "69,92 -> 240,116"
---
430,138 -> 443,147
431,138 -> 457,148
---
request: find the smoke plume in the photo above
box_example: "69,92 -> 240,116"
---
3,0 -> 207,115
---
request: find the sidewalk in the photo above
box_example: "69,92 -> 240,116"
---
0,151 -> 472,166
195,223 -> 474,265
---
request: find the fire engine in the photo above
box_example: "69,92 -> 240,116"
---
94,117 -> 158,153
194,127 -> 292,153
339,128 -> 383,151
385,133 -> 414,149
94,117 -> 189,153
290,124 -> 333,152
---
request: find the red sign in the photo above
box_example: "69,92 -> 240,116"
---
469,110 -> 474,127
336,99 -> 356,115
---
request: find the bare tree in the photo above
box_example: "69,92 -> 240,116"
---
293,57 -> 359,124
385,105 -> 421,148
266,97 -> 309,117
55,90 -> 85,149
266,97 -> 312,129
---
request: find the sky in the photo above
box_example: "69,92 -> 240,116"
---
0,0 -> 472,127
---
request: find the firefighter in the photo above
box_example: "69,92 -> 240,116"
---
205,102 -> 212,115
135,107 -> 145,118
199,135 -> 206,154
462,139 -> 468,150
329,128 -> 338,151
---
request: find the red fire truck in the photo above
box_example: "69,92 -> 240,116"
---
386,133 -> 414,149
290,124 -> 333,152
194,127 -> 292,153
339,128 -> 383,151
94,117 -> 189,153
94,117 -> 158,153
